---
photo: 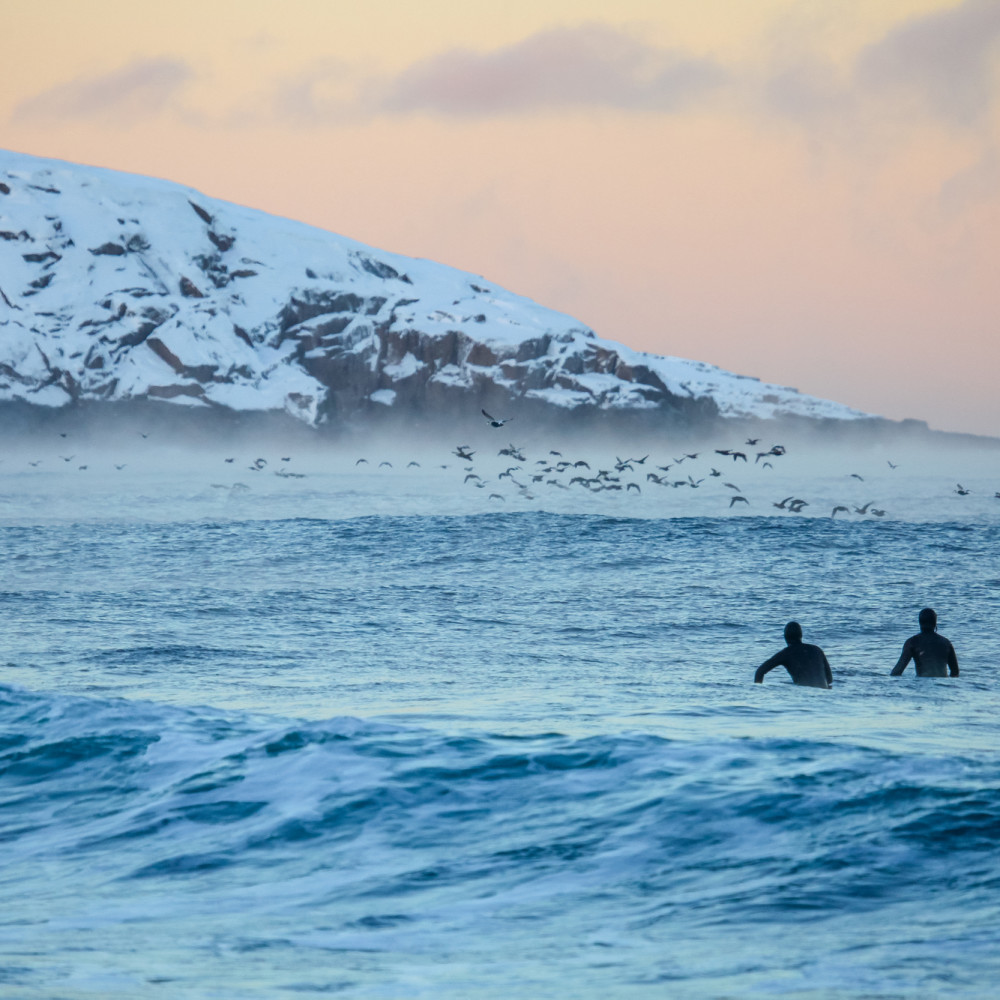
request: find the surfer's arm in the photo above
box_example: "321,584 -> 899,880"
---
754,650 -> 785,684
890,639 -> 913,676
948,643 -> 959,677
823,652 -> 833,687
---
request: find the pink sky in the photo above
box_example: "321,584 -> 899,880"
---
4,0 -> 999,435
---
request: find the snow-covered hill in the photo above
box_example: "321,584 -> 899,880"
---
0,149 -> 874,429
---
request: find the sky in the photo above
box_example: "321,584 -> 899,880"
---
3,0 -> 998,436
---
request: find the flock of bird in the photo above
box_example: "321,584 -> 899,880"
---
445,435 -> 890,515
429,409 -> 1000,516
10,413 -> 1000,517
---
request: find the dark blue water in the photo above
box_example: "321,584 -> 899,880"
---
2,512 -> 999,997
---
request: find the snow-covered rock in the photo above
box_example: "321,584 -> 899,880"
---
0,149 -> 874,428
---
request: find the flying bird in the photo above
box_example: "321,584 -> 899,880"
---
482,409 -> 512,428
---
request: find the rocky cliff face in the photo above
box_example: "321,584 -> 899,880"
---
0,149 -> 872,430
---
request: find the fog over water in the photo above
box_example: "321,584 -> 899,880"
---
1,414 -> 998,526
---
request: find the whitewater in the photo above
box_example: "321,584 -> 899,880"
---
2,433 -> 999,998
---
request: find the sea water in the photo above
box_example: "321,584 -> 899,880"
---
1,443 -> 999,998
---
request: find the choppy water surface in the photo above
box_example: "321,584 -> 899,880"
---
2,469 -> 1000,997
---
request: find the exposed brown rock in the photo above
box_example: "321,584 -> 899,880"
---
89,242 -> 127,256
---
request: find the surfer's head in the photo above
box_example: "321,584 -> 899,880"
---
918,607 -> 937,632
784,621 -> 803,644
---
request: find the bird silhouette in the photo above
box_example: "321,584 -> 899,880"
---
482,409 -> 512,428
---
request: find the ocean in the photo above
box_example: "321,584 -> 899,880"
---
1,433 -> 999,998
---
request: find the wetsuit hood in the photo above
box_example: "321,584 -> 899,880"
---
919,607 -> 937,632
784,621 -> 803,644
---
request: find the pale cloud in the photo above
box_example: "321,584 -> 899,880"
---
267,24 -> 727,125
12,58 -> 194,124
764,0 -> 1000,130
377,24 -> 727,116
854,0 -> 1000,126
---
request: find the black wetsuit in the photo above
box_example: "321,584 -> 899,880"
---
755,641 -> 833,689
891,629 -> 959,677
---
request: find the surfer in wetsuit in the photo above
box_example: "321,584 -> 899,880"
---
754,621 -> 833,689
890,608 -> 959,677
